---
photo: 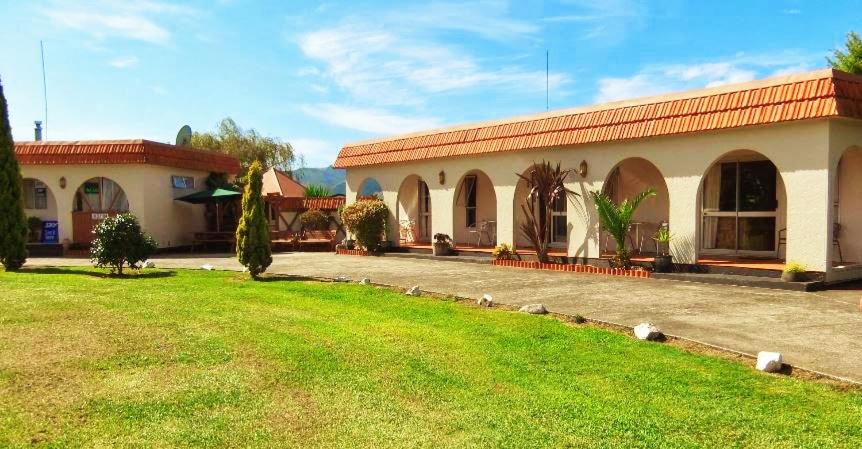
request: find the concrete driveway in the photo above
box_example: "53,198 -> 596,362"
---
24,252 -> 862,383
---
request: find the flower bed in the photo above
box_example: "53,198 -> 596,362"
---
336,248 -> 373,257
493,259 -> 650,278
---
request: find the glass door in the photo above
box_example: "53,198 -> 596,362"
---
550,195 -> 567,247
418,180 -> 431,241
702,159 -> 778,256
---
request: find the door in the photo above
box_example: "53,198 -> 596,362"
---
701,159 -> 779,257
418,180 -> 431,241
550,194 -> 567,247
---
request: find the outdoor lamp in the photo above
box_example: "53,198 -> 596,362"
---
578,160 -> 588,178
59,176 -> 67,189
438,170 -> 445,185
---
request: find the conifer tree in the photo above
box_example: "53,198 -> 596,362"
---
235,160 -> 271,278
0,77 -> 28,270
828,31 -> 862,74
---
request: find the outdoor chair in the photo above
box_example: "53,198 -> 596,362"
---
399,219 -> 416,244
777,224 -> 843,262
469,220 -> 496,246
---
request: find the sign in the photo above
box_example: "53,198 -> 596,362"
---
84,182 -> 100,194
91,213 -> 109,220
41,221 -> 58,244
171,175 -> 195,189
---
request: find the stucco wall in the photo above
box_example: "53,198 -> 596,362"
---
20,164 -> 212,248
344,119 -> 859,275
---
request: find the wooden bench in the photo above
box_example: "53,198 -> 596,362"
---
270,230 -> 300,251
299,230 -> 337,251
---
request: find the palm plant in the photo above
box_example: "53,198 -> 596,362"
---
304,184 -> 332,198
591,187 -> 656,268
517,161 -> 578,263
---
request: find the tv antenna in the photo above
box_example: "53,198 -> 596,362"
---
40,41 -> 48,139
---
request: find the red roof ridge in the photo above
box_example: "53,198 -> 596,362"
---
334,68 -> 862,168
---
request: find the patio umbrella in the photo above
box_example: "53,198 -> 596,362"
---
175,188 -> 242,231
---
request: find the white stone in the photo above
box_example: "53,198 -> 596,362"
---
633,322 -> 663,341
143,260 -> 156,269
477,294 -> 493,307
756,351 -> 784,373
406,286 -> 421,296
334,276 -> 349,283
200,264 -> 214,271
360,278 -> 371,285
519,303 -> 548,314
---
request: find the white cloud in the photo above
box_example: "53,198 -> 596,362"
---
41,1 -> 199,45
300,104 -> 442,135
291,137 -> 339,167
298,25 -> 567,106
545,0 -> 648,42
595,52 -> 821,103
108,55 -> 139,68
385,1 -> 539,42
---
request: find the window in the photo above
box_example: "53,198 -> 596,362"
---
171,176 -> 195,189
418,180 -> 431,239
551,195 -> 567,244
464,175 -> 477,228
23,179 -> 48,210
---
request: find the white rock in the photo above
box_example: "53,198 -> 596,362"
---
477,294 -> 493,307
144,260 -> 156,269
334,276 -> 349,283
756,351 -> 784,373
200,264 -> 214,271
519,303 -> 548,314
633,322 -> 663,341
406,285 -> 421,296
360,278 -> 371,285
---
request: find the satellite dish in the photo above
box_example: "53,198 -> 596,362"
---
175,125 -> 192,146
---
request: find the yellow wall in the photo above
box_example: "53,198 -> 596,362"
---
20,164 -> 213,248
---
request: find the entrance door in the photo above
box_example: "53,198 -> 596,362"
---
418,180 -> 431,241
701,159 -> 779,257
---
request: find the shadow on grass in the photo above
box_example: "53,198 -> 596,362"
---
18,267 -> 177,279
254,273 -> 321,283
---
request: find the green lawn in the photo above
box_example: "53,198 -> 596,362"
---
0,267 -> 860,448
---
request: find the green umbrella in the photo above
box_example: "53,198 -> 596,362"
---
174,188 -> 242,204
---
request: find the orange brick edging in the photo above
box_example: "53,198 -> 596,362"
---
336,248 -> 372,256
492,259 -> 651,278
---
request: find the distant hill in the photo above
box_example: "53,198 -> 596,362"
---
295,166 -> 346,195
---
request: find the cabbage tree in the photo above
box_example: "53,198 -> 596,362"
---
591,187 -> 656,268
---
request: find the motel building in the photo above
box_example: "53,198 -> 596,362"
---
14,139 -> 241,255
334,69 -> 862,283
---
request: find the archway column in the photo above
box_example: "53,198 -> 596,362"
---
666,176 -> 700,265
784,168 -> 831,272
429,187 -> 453,240
494,184 -> 515,247
567,180 -> 601,261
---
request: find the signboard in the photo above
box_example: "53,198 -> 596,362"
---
84,182 -> 100,194
171,175 -> 195,189
41,220 -> 58,244
91,213 -> 109,220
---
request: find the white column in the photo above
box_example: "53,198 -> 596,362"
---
429,187 -> 453,240
494,184 -> 515,246
665,175 -> 700,265
783,168 -> 831,272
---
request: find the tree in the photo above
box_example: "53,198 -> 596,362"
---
236,161 -> 272,278
300,209 -> 329,231
517,161 -> 578,263
0,77 -> 28,270
304,184 -> 332,198
90,213 -> 157,275
191,118 -> 295,181
828,31 -> 862,74
591,187 -> 656,269
340,199 -> 390,251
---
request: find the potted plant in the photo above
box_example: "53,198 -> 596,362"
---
433,233 -> 452,256
782,261 -> 806,282
27,216 -> 43,243
492,242 -> 514,260
652,226 -> 673,273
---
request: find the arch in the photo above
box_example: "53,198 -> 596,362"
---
356,177 -> 383,201
452,169 -> 497,247
834,146 -> 862,264
697,149 -> 787,259
71,177 -> 130,244
396,175 -> 432,244
599,157 -> 669,255
21,177 -> 59,243
513,164 -> 572,250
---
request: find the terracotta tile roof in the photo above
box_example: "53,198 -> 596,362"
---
275,196 -> 345,211
334,69 -> 862,168
15,139 -> 242,174
262,167 -> 306,198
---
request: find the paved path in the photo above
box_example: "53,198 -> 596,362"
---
26,253 -> 862,383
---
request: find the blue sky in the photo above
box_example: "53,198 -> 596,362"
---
0,1 -> 859,167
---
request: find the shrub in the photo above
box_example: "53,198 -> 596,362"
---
783,261 -> 807,274
300,209 -> 329,231
574,314 -> 587,324
236,161 -> 272,279
341,199 -> 390,251
492,243 -> 513,260
90,213 -> 157,275
0,78 -> 28,270
304,184 -> 332,198
433,233 -> 451,244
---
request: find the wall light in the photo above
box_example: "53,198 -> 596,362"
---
438,170 -> 445,185
59,176 -> 67,189
578,160 -> 588,178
